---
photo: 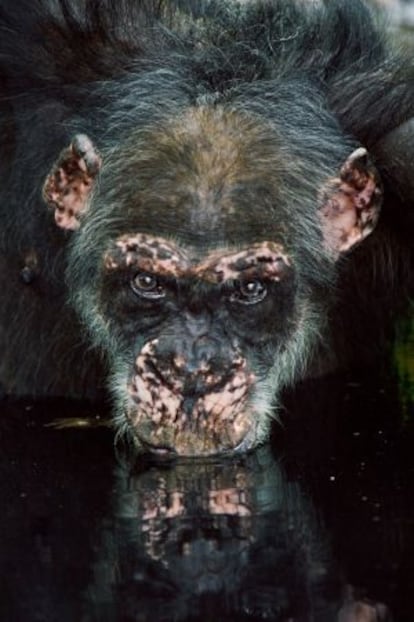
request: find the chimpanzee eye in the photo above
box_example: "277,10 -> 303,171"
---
230,279 -> 267,305
130,272 -> 165,300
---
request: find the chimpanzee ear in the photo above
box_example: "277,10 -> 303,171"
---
319,147 -> 383,257
42,134 -> 102,231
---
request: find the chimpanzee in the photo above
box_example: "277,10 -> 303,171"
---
0,0 -> 413,456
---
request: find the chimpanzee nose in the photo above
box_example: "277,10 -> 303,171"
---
188,335 -> 221,371
152,312 -> 237,392
153,333 -> 230,395
169,334 -> 226,379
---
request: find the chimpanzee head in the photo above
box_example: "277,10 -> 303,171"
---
43,103 -> 382,457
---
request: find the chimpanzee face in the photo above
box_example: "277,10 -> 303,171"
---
43,106 -> 382,456
100,234 -> 297,455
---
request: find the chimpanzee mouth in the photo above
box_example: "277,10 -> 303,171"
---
133,437 -> 178,460
125,393 -> 256,456
133,425 -> 258,460
126,370 -> 256,456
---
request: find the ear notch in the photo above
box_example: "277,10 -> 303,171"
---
43,134 -> 102,231
320,147 -> 383,257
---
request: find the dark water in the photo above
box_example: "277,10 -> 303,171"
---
1,330 -> 413,621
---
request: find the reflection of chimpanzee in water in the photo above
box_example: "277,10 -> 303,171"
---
0,0 -> 413,456
0,419 -> 392,621
85,448 -> 391,622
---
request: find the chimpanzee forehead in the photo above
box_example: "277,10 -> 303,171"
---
104,105 -> 291,244
103,233 -> 291,282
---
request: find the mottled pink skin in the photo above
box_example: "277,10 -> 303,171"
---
126,339 -> 256,456
320,148 -> 382,254
104,234 -> 188,275
104,234 -> 290,284
43,134 -> 102,231
195,241 -> 290,283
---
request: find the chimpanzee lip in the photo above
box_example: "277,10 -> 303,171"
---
132,421 -> 258,460
135,435 -> 178,460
